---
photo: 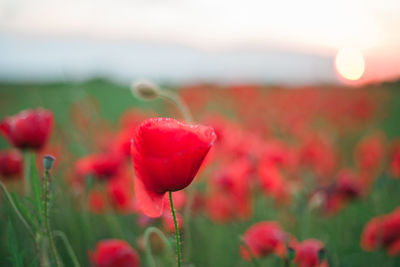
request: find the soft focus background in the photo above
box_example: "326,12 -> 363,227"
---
1,1 -> 400,267
1,0 -> 400,85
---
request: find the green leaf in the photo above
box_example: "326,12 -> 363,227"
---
10,193 -> 39,232
30,153 -> 43,223
7,222 -> 24,267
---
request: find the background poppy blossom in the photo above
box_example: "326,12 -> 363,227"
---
0,108 -> 54,151
89,239 -> 140,267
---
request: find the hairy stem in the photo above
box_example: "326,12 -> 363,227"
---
23,150 -> 32,196
169,191 -> 182,267
43,170 -> 60,267
159,90 -> 193,123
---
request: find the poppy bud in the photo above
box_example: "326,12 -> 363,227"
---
287,246 -> 296,262
318,248 -> 326,263
131,80 -> 160,100
43,155 -> 56,171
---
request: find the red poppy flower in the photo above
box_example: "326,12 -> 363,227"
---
389,141 -> 400,178
75,153 -> 122,181
107,178 -> 135,213
89,239 -> 140,267
293,239 -> 328,267
354,133 -> 385,172
113,128 -> 137,158
240,221 -> 287,260
0,150 -> 23,179
299,134 -> 337,179
208,159 -> 253,221
206,192 -> 237,223
0,108 -> 54,150
258,162 -> 290,204
335,169 -> 362,200
131,118 -> 216,217
361,207 -> 400,256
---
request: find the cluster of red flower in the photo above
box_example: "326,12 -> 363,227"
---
0,85 -> 399,267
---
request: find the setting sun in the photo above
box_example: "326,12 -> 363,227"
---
335,48 -> 365,81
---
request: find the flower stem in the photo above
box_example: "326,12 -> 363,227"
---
43,170 -> 60,267
143,226 -> 174,267
159,90 -> 193,123
23,150 -> 32,196
0,180 -> 35,239
53,230 -> 81,267
169,191 -> 182,267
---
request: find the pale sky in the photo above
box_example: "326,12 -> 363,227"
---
0,0 -> 399,83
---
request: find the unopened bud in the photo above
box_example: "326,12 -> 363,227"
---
318,248 -> 326,263
131,80 -> 160,100
287,246 -> 296,262
43,155 -> 56,171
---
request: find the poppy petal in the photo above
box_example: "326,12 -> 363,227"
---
134,177 -> 165,218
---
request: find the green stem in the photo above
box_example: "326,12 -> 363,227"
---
0,180 -> 35,239
53,231 -> 81,267
24,150 -> 32,196
238,236 -> 261,267
143,226 -> 174,267
160,89 -> 194,261
169,191 -> 182,267
159,91 -> 193,123
43,170 -> 60,267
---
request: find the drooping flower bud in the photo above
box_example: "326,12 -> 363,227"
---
131,80 -> 160,100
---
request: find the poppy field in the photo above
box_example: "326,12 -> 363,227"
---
0,80 -> 400,267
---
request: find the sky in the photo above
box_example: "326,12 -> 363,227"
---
0,0 -> 399,84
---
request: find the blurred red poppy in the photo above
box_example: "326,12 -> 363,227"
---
0,108 -> 54,150
131,118 -> 216,217
335,169 -> 363,200
389,141 -> 400,178
293,239 -> 328,267
89,239 -> 140,267
88,190 -> 106,213
0,150 -> 23,179
240,221 -> 287,260
106,177 -> 135,213
361,207 -> 400,256
354,133 -> 385,173
75,153 -> 122,181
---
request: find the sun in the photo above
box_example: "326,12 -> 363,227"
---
335,48 -> 365,81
